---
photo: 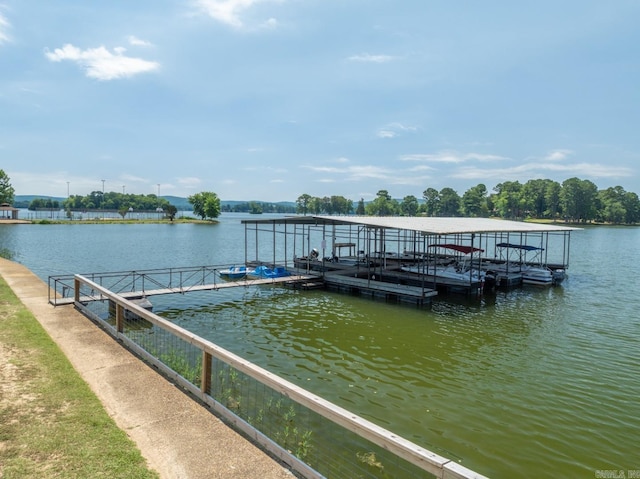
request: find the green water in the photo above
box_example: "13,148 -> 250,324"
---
2,218 -> 639,477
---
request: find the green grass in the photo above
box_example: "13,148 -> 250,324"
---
0,278 -> 159,479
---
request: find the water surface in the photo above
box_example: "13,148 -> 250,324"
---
1,217 -> 638,478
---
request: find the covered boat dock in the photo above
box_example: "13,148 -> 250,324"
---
241,215 -> 580,302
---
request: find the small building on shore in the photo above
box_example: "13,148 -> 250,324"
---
0,203 -> 20,220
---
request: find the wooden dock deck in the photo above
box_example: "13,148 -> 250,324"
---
322,270 -> 438,305
52,274 -> 318,306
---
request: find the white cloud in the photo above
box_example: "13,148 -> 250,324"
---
194,0 -> 281,29
44,43 -> 160,80
451,161 -> 633,182
0,11 -> 11,44
128,35 -> 154,47
121,174 -> 148,184
377,122 -> 417,139
261,17 -> 278,29
543,149 -> 574,162
377,130 -> 396,139
177,177 -> 203,188
347,53 -> 395,63
400,151 -> 508,163
304,163 -> 431,186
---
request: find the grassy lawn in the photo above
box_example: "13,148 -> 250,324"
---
0,278 -> 159,479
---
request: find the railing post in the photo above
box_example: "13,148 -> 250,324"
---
201,351 -> 212,395
116,303 -> 124,333
74,277 -> 80,303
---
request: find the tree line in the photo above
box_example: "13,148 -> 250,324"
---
296,177 -> 640,224
221,201 -> 296,214
55,191 -> 176,219
2,168 -> 639,224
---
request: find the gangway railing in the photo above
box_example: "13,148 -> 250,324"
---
71,273 -> 487,479
49,265 -> 234,306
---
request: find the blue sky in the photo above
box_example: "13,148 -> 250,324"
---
1,1 -> 639,202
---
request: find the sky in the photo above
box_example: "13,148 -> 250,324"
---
1,1 -> 639,202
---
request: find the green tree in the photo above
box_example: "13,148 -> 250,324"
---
400,195 -> 419,216
248,202 -> 263,214
421,188 -> 439,217
521,179 -> 551,218
0,170 -> 15,204
438,188 -> 461,216
461,184 -> 488,217
366,190 -> 399,216
355,198 -> 365,215
330,195 -> 353,215
296,194 -> 313,215
493,181 -> 523,219
165,204 -> 178,221
560,178 -> 598,222
623,191 -> 640,224
118,206 -> 130,219
307,197 -> 323,215
544,180 -> 562,219
188,192 -> 221,220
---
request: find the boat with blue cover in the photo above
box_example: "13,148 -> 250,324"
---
248,265 -> 291,279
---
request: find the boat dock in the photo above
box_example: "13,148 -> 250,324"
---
241,215 -> 580,301
48,216 -> 579,308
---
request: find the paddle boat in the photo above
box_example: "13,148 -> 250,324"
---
248,265 -> 291,279
218,265 -> 253,280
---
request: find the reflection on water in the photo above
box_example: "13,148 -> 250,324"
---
2,217 -> 639,478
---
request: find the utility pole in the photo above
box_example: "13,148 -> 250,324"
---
101,179 -> 105,219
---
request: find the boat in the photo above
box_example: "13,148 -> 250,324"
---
401,263 -> 486,283
248,265 -> 291,279
521,265 -> 554,286
218,265 -> 253,280
401,243 -> 486,283
492,243 -> 562,286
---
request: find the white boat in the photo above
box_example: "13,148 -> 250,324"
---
401,263 -> 485,283
218,265 -> 253,280
401,244 -> 486,283
493,243 -> 560,286
521,266 -> 554,285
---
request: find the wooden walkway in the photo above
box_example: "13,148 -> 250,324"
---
52,274 -> 317,306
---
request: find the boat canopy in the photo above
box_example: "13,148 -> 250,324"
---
429,244 -> 484,254
496,242 -> 544,251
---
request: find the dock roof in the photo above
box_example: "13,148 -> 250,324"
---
243,215 -> 580,235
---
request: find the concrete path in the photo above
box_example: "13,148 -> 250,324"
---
0,258 -> 294,479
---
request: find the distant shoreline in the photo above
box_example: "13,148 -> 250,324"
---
0,218 -> 216,225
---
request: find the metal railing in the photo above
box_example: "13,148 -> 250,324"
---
49,265 -> 227,306
72,273 -> 487,479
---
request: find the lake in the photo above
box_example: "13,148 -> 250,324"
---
1,214 -> 638,478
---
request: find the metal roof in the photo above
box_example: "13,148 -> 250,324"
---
242,215 -> 580,235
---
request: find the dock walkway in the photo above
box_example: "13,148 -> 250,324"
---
52,273 -> 316,306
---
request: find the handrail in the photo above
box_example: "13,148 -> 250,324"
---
73,273 -> 487,479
